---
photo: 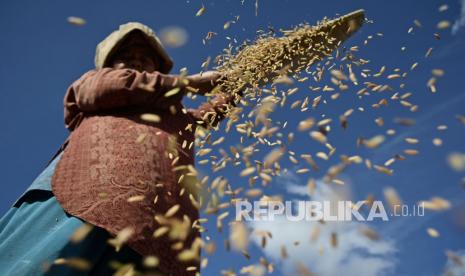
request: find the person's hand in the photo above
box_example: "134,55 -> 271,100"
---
186,71 -> 224,94
200,70 -> 223,83
188,71 -> 223,85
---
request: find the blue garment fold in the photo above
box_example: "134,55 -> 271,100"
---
13,152 -> 63,207
0,154 -> 150,276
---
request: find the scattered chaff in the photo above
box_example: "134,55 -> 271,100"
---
67,16 -> 86,26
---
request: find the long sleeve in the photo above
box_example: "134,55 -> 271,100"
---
64,68 -> 183,130
187,90 -> 242,128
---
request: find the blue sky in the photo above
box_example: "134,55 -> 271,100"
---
1,0 -> 465,275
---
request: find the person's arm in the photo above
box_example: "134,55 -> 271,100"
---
186,71 -> 243,128
64,68 -> 183,130
187,91 -> 242,128
185,71 -> 223,95
186,71 -> 242,128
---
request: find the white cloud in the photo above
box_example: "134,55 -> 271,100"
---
443,250 -> 465,276
247,174 -> 397,276
452,0 -> 465,35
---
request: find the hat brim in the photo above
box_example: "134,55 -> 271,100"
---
95,22 -> 173,73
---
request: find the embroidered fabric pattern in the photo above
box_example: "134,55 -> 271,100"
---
52,115 -> 199,275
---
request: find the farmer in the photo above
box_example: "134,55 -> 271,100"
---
0,22 -> 240,275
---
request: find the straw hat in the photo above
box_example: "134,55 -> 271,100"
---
94,22 -> 173,73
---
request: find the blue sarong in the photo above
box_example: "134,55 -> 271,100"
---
0,153 -> 149,275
